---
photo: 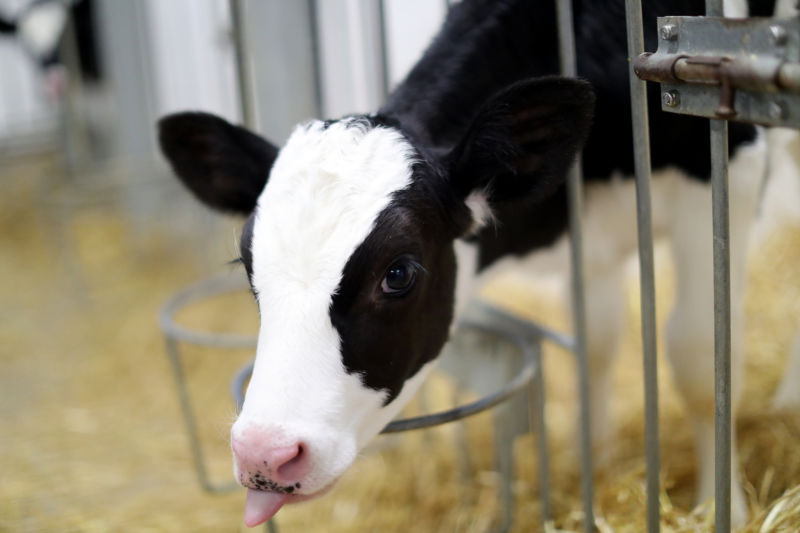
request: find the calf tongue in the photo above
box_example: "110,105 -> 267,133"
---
244,489 -> 289,527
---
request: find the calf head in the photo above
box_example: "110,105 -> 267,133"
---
159,76 -> 593,526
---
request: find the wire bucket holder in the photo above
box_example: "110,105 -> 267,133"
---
159,271 -> 575,532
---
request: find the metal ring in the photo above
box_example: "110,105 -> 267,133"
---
159,271 -> 258,349
229,321 -> 538,434
161,274 -> 547,435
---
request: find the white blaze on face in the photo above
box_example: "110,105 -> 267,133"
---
232,119 -> 421,494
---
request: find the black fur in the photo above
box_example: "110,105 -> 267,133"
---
0,16 -> 15,34
447,77 -> 594,204
330,169 -> 465,403
329,76 -> 593,400
381,0 -> 759,268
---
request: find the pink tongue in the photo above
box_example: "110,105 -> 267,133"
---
244,489 -> 289,528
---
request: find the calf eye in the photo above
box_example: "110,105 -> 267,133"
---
381,258 -> 418,296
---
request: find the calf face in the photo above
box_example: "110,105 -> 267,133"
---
159,77 -> 594,525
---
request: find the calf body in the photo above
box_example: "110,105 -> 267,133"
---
159,0 -> 776,526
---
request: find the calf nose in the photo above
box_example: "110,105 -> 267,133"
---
231,426 -> 311,489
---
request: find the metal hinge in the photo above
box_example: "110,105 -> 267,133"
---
634,16 -> 800,127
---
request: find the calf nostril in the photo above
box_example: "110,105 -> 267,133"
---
276,443 -> 308,482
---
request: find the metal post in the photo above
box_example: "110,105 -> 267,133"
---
624,1 -> 661,532
555,1 -> 594,531
307,0 -> 324,118
164,337 -> 238,494
704,0 -> 732,530
493,402 -> 515,533
229,0 -> 258,129
529,341 -> 552,528
711,116 -> 732,533
376,0 -> 391,100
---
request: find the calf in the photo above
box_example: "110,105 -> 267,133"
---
159,0 -> 778,527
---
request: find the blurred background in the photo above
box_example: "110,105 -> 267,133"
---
2,0 -> 799,531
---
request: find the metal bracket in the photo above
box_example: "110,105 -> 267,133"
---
634,16 -> 800,127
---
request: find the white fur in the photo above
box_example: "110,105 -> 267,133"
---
464,189 -> 494,233
759,128 -> 800,412
18,1 -> 68,59
232,119 -> 418,494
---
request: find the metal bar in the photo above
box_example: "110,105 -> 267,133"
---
705,0 -> 724,17
159,273 -> 257,349
703,0 -> 732,530
624,1 -> 661,532
634,53 -> 799,93
231,322 -> 537,433
529,340 -> 552,527
165,337 -> 238,494
555,0 -> 594,531
377,0 -> 391,100
229,0 -> 258,129
493,402 -> 515,533
477,301 -> 575,351
383,321 -> 536,432
307,0 -> 324,117
711,116 -> 732,533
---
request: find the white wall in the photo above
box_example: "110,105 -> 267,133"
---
315,0 -> 447,118
0,0 -> 452,152
383,0 -> 447,89
144,0 -> 239,124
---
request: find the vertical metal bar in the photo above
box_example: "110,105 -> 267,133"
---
376,0 -> 391,100
711,116 -> 732,533
624,1 -> 661,532
493,402 -> 515,533
555,1 -> 594,531
164,338 -> 237,494
704,0 -> 731,530
229,0 -> 258,129
307,0 -> 324,118
529,340 -> 552,528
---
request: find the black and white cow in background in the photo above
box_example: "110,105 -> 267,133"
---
158,0 -> 799,527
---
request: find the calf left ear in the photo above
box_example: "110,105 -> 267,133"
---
448,76 -> 594,211
158,112 -> 279,214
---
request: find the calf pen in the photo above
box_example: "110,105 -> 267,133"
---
160,1 -> 800,531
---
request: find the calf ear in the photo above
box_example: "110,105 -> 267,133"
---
158,112 -> 279,214
448,76 -> 594,214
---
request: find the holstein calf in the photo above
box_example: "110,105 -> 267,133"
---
159,0 -> 778,526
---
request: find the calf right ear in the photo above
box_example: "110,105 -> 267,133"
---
447,76 -> 594,219
158,112 -> 279,214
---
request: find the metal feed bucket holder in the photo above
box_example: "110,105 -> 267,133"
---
159,271 -> 576,532
160,1 -> 800,531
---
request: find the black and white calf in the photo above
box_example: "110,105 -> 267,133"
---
159,0 -> 793,527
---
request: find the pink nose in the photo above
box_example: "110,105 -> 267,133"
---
231,426 -> 311,491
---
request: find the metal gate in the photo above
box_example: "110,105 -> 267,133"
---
564,1 -> 800,532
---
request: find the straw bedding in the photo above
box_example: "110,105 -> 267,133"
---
1,154 -> 798,532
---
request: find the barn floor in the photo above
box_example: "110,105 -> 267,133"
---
1,148 -> 799,533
